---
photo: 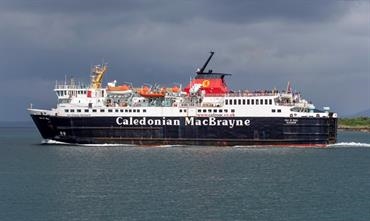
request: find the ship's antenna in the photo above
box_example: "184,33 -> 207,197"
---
197,51 -> 215,74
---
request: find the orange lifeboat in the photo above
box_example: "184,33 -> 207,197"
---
139,86 -> 166,98
171,86 -> 180,93
107,84 -> 132,94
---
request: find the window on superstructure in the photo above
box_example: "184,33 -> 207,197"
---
265,99 -> 268,105
247,99 -> 250,105
224,109 -> 228,113
213,109 -> 217,113
100,109 -> 105,112
208,109 -> 212,113
65,109 -> 69,113
260,99 -> 263,105
238,99 -> 241,105
125,110 -> 128,113
70,109 -> 75,113
143,109 -> 147,113
251,99 -> 254,105
77,109 -> 81,113
203,109 -> 207,113
137,109 -> 140,113
277,109 -> 281,113
129,109 -> 132,113
219,109 -> 222,113
115,109 -> 119,112
256,99 -> 259,105
225,100 -> 228,105
184,109 -> 187,113
231,109 -> 235,113
108,109 -> 113,113
133,109 -> 136,113
120,110 -> 123,112
242,99 -> 246,105
180,109 -> 182,113
92,109 -> 97,112
233,99 -> 237,105
198,109 -> 201,113
84,109 -> 89,113
269,99 -> 272,105
272,109 -> 276,113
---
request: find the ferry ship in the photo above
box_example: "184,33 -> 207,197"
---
28,52 -> 337,146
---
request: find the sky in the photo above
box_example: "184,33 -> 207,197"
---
0,0 -> 369,121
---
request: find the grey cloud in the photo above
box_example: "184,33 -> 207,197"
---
0,0 -> 368,120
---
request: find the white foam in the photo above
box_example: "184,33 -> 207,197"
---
328,142 -> 370,148
41,139 -> 70,145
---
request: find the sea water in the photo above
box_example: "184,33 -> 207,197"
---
0,124 -> 369,221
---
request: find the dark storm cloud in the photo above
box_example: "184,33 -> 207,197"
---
0,0 -> 349,23
0,0 -> 368,120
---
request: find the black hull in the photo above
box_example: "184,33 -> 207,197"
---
30,115 -> 337,146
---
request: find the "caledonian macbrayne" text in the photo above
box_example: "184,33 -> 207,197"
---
116,117 -> 251,129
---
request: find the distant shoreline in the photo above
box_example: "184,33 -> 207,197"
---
338,126 -> 370,133
338,117 -> 370,133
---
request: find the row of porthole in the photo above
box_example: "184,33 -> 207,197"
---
64,109 -> 147,113
225,98 -> 273,106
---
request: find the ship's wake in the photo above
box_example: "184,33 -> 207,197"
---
328,142 -> 370,148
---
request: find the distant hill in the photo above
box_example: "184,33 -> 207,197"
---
0,121 -> 34,128
350,109 -> 370,117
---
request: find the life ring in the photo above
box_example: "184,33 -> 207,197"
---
202,80 -> 210,88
